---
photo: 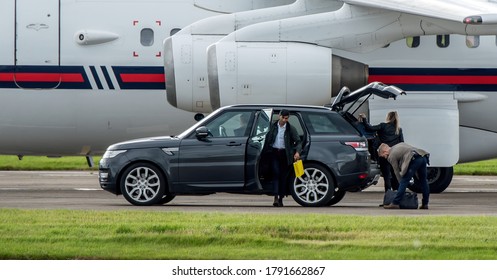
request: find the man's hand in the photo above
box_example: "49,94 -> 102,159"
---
294,152 -> 300,161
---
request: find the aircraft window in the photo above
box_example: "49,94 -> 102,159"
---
466,35 -> 480,48
170,28 -> 181,36
437,35 -> 450,48
406,36 -> 420,48
140,28 -> 154,46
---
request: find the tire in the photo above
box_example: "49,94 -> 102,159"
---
290,163 -> 335,207
407,166 -> 453,194
325,189 -> 346,206
156,194 -> 176,205
120,163 -> 166,206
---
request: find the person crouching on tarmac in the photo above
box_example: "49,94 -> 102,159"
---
377,142 -> 430,210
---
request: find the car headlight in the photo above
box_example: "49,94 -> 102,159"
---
102,150 -> 127,159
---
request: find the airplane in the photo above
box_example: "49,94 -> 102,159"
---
1,0 -> 497,193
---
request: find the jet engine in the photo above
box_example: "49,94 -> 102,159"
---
164,0 -> 346,113
207,41 -> 368,111
165,38 -> 368,114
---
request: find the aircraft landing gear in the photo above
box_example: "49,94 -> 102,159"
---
408,166 -> 453,194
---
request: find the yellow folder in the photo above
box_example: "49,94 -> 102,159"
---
293,160 -> 304,178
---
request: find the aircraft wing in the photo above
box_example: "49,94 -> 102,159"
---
343,0 -> 497,24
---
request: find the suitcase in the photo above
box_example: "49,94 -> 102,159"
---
383,189 -> 418,209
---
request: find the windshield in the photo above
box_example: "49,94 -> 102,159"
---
176,107 -> 225,139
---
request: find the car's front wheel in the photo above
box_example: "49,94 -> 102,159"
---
290,163 -> 335,207
120,163 -> 166,206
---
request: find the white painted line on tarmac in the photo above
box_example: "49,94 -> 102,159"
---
456,178 -> 497,182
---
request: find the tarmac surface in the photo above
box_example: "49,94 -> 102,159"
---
1,171 -> 497,215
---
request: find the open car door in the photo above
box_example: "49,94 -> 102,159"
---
245,108 -> 272,191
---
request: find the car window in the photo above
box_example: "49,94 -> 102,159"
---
302,112 -> 359,135
253,111 -> 270,137
270,113 -> 305,137
248,109 -> 272,150
203,110 -> 253,138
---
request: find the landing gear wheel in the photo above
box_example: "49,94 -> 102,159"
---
290,163 -> 335,207
120,163 -> 166,206
408,166 -> 453,194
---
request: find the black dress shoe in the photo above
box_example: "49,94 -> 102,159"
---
278,197 -> 284,207
273,197 -> 279,207
419,204 -> 429,210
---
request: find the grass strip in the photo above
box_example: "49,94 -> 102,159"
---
0,209 -> 496,260
0,155 -> 101,170
453,159 -> 497,175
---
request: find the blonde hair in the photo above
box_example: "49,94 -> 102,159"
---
386,111 -> 400,135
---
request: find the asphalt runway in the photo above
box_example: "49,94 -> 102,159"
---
1,171 -> 497,215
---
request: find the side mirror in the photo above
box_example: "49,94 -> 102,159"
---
195,126 -> 211,139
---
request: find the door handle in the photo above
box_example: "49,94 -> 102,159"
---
227,141 -> 242,146
254,136 -> 264,142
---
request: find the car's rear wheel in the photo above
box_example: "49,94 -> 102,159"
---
120,163 -> 166,206
290,163 -> 335,207
325,189 -> 346,206
156,194 -> 176,205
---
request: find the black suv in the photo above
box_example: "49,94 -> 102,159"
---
99,82 -> 403,207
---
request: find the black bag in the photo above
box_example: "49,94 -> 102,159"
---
383,189 -> 418,209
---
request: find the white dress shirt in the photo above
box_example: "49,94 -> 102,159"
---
272,123 -> 286,149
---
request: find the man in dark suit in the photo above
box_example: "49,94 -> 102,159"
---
265,109 -> 302,207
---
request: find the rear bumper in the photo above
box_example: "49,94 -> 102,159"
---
336,161 -> 380,192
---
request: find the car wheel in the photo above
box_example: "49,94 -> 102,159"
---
290,163 -> 335,207
156,194 -> 176,205
325,189 -> 346,206
120,163 -> 166,206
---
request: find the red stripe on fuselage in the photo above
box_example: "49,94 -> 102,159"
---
120,74 -> 165,83
0,73 -> 83,82
369,75 -> 497,84
0,73 -> 14,81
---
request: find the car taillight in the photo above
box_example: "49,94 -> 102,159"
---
358,173 -> 368,179
343,141 -> 368,151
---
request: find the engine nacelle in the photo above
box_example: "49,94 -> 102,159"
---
164,0 -> 346,113
207,41 -> 368,110
164,35 -> 223,113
